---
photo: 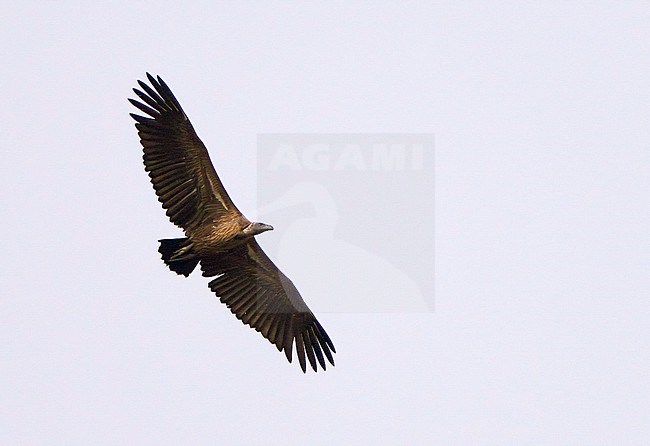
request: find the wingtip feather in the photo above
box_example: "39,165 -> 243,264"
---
296,334 -> 307,373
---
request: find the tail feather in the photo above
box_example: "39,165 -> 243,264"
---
158,238 -> 199,277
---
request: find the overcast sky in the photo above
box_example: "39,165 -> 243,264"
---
2,2 -> 649,445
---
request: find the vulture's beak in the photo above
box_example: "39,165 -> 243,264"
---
258,223 -> 274,233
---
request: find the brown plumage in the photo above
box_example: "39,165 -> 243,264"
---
129,73 -> 335,372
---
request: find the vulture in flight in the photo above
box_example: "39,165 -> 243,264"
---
129,73 -> 335,372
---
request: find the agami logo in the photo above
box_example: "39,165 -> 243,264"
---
257,133 -> 435,313
266,143 -> 425,171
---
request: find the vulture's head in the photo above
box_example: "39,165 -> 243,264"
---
242,222 -> 274,237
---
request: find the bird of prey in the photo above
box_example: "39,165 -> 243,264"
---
129,73 -> 335,372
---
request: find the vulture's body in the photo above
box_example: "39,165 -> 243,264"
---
129,73 -> 335,372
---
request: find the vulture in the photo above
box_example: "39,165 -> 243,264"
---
129,73 -> 335,372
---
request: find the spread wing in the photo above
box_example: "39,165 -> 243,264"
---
129,73 -> 240,231
201,240 -> 336,372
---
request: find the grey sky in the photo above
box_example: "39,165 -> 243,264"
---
2,2 -> 649,445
